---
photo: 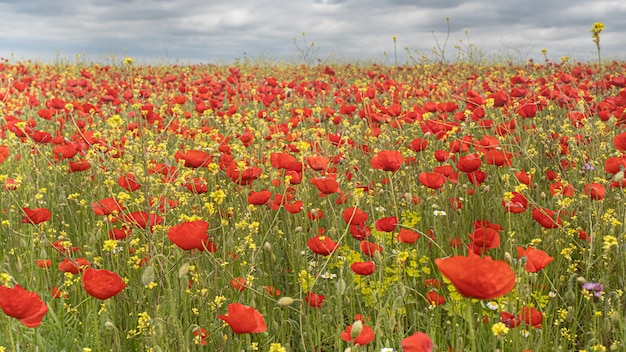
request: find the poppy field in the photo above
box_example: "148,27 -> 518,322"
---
1,52 -> 626,352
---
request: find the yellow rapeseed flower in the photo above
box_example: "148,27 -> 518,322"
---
492,322 -> 509,337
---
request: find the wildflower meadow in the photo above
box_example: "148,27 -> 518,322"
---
1,25 -> 626,352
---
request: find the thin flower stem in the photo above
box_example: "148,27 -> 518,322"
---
466,304 -> 478,351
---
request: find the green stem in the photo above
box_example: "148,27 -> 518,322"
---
8,319 -> 16,349
466,303 -> 477,351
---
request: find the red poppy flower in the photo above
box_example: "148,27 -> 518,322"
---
0,284 -> 48,328
349,223 -> 371,240
183,177 -> 208,193
512,171 -> 532,189
36,259 -> 52,268
91,197 -> 125,216
360,241 -> 383,257
434,149 -> 450,162
613,132 -> 626,151
370,150 -> 403,172
68,159 -> 91,172
531,207 -> 562,229
285,170 -> 303,185
229,277 -> 246,291
375,216 -> 398,232
468,227 -> 501,255
484,149 -> 512,167
340,322 -> 375,346
304,292 -> 325,308
50,286 -> 67,299
306,235 -> 339,256
456,153 -> 482,173
149,196 -> 179,213
82,268 -> 126,300
4,178 -> 19,190
351,261 -> 376,275
342,207 -> 368,226
604,156 -> 626,174
516,102 -> 537,118
502,192 -> 528,213
397,228 -> 421,244
0,145 -> 9,164
167,220 -> 216,251
174,149 -> 213,168
425,291 -> 446,306
263,286 -> 281,297
310,176 -> 340,195
122,211 -> 163,230
53,144 -> 78,161
247,190 -> 272,205
401,331 -> 433,352
466,170 -> 487,186
516,246 -> 553,273
193,327 -> 209,345
22,207 -> 51,224
424,278 -> 443,288
226,163 -> 262,186
270,152 -> 302,172
218,303 -> 267,334
284,199 -> 303,213
500,311 -> 521,328
305,155 -> 330,171
117,173 -> 141,192
307,209 -> 324,220
109,227 -> 132,240
549,181 -> 575,197
545,169 -> 559,181
435,255 -> 516,299
473,219 -> 503,232
418,172 -> 445,190
58,257 -> 91,274
520,306 -> 542,328
584,182 -> 605,200
409,138 -> 429,152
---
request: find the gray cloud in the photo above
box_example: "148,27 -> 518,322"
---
0,0 -> 623,63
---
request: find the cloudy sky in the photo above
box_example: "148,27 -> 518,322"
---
0,0 -> 624,64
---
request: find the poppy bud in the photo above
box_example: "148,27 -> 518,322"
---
295,226 -> 303,233
397,281 -> 406,296
565,288 -> 576,304
576,276 -> 588,287
142,266 -> 156,286
336,279 -> 347,295
540,191 -> 546,199
504,252 -> 512,265
277,296 -> 295,307
104,320 -> 116,330
264,242 -> 272,253
350,320 -> 363,340
178,263 -> 190,278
